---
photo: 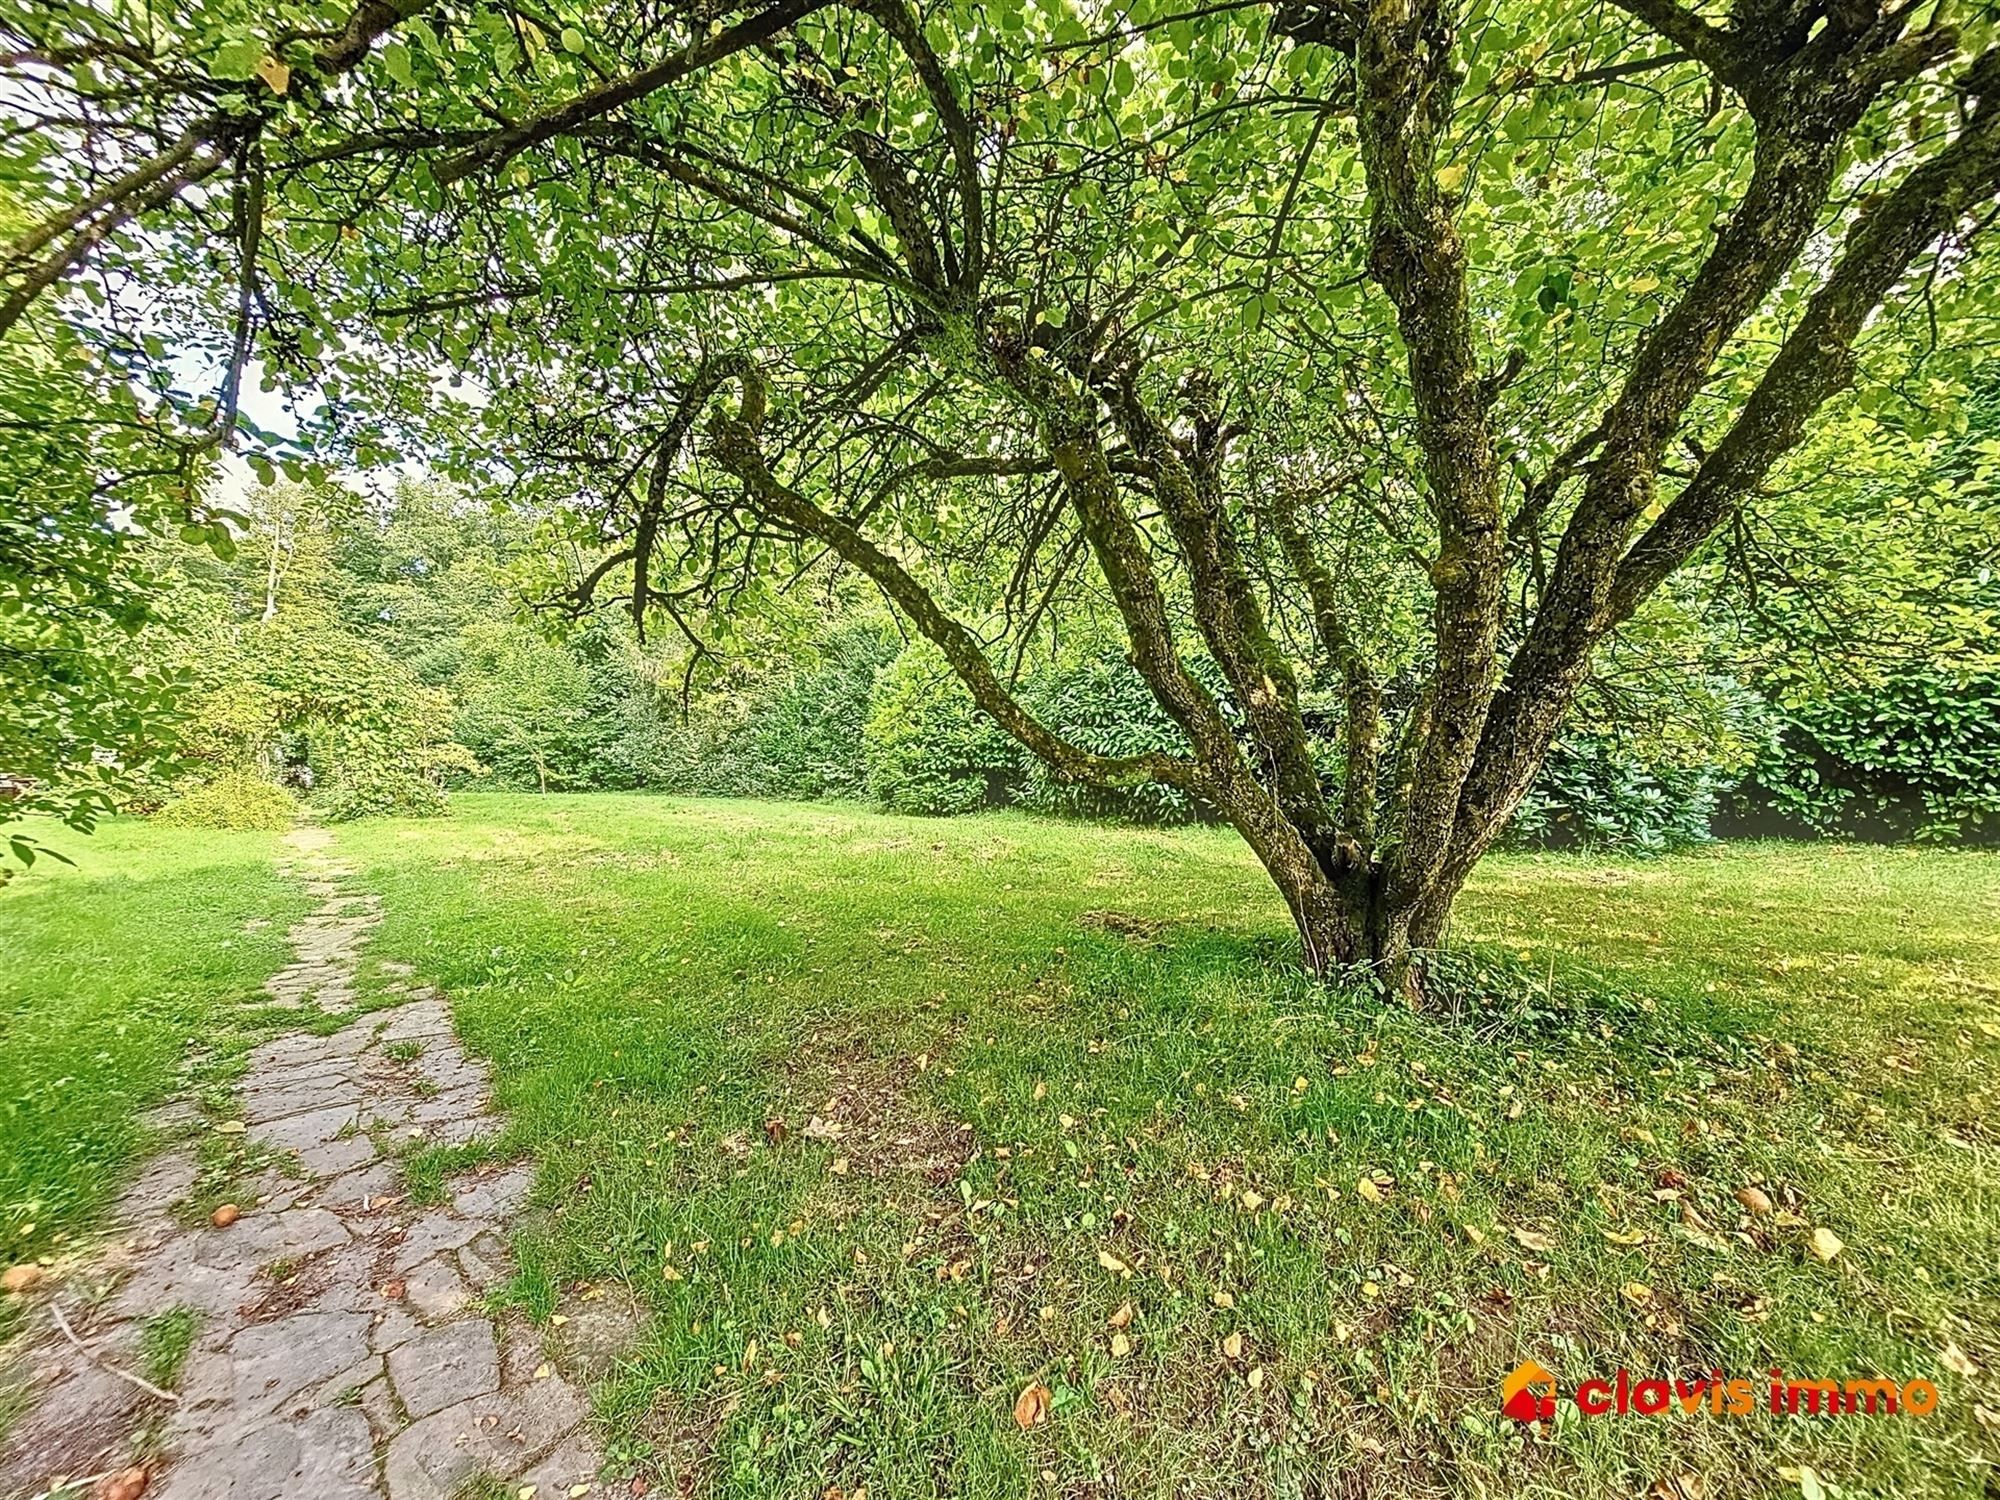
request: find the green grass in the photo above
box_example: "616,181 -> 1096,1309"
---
0,819 -> 309,1278
6,795 -> 1996,1496
321,793 -> 2000,1499
138,1304 -> 199,1390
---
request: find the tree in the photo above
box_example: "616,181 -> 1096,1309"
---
7,0 -> 1999,987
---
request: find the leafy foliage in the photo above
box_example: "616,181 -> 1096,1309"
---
156,770 -> 300,831
863,646 -> 1022,815
1747,667 -> 2000,843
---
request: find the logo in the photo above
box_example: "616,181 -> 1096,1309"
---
1500,1360 -> 1939,1422
1501,1360 -> 1556,1422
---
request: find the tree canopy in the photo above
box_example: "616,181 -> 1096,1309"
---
5,0 -> 1998,983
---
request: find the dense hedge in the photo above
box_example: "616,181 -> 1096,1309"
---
1732,666 -> 2000,844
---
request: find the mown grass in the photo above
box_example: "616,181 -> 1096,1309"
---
313,793 -> 2000,1500
0,819 -> 309,1290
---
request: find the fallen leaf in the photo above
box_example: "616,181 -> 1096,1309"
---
1510,1227 -> 1556,1253
1013,1380 -> 1051,1429
1356,1177 -> 1383,1204
95,1469 -> 149,1500
1097,1249 -> 1131,1277
1941,1341 -> 1979,1378
1621,1281 -> 1653,1307
1601,1227 -> 1647,1246
1110,1332 -> 1131,1357
1807,1227 -> 1844,1263
1221,1331 -> 1245,1361
1733,1186 -> 1773,1217
381,1279 -> 406,1300
1239,1189 -> 1266,1212
1107,1301 -> 1135,1330
213,1120 -> 246,1135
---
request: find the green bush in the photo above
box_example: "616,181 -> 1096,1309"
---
156,771 -> 300,830
1018,655 -> 1203,824
863,647 -> 1023,814
1742,666 -> 2000,844
315,769 -> 451,822
1506,733 -> 1730,854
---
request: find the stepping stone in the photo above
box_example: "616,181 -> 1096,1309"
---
151,1405 -> 377,1500
191,1208 -> 349,1273
383,1374 -> 588,1500
457,1231 -> 513,1292
387,1318 -> 500,1419
550,1285 -> 643,1381
451,1164 -> 533,1221
175,1311 -> 372,1428
515,1431 -> 611,1497
390,1210 -> 484,1273
402,1255 -> 472,1323
251,1102 -> 362,1154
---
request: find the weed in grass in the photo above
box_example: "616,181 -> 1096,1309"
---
137,1306 -> 198,1390
385,1039 -> 426,1063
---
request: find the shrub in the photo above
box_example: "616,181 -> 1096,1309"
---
863,647 -> 1022,814
748,623 -> 894,799
1018,655 -> 1204,824
156,771 -> 299,831
315,769 -> 450,822
1506,734 -> 1730,855
1739,666 -> 2000,844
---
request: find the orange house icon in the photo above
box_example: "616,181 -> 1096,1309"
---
1501,1360 -> 1557,1422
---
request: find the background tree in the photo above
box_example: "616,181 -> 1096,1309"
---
7,0 -> 1999,988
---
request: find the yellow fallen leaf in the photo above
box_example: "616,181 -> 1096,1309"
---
1621,1281 -> 1653,1307
1601,1227 -> 1647,1246
533,1362 -> 552,1379
1110,1332 -> 1131,1357
1941,1341 -> 1979,1378
1808,1227 -> 1844,1262
1221,1331 -> 1244,1360
1098,1249 -> 1131,1276
1107,1301 -> 1134,1329
1239,1189 -> 1266,1212
1510,1226 -> 1556,1253
256,53 -> 290,93
1356,1177 -> 1383,1204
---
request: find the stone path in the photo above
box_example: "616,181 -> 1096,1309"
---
1,828 -> 620,1500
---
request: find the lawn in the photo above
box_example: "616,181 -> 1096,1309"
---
5,794 -> 1999,1497
0,820 -> 309,1292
